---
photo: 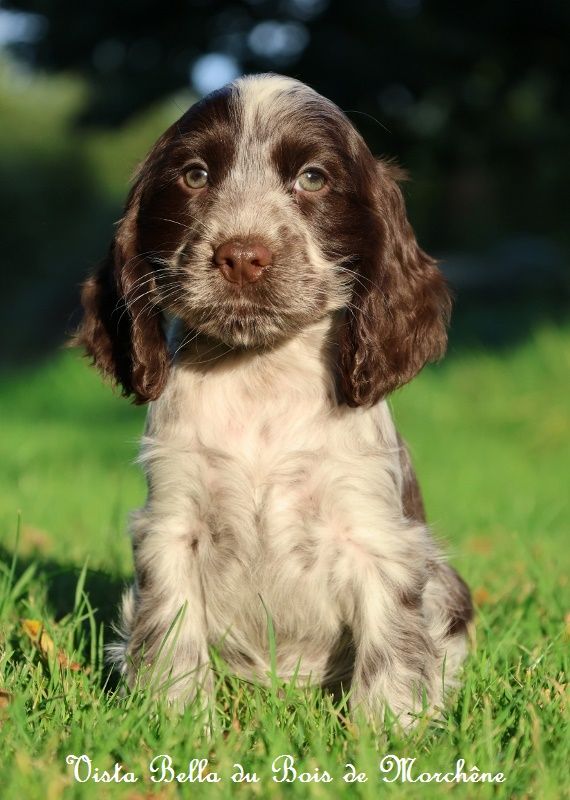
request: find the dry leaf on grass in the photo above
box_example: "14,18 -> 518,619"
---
20,525 -> 54,554
467,536 -> 494,555
21,619 -> 55,657
21,619 -> 81,671
473,586 -> 491,606
0,690 -> 12,708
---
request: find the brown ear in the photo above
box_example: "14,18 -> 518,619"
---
75,182 -> 169,404
338,162 -> 451,407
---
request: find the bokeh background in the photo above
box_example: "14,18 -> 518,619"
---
0,5 -> 568,793
0,0 -> 568,583
0,0 -> 569,364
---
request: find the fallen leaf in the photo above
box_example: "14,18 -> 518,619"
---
0,690 -> 12,708
467,536 -> 494,555
57,651 -> 82,671
539,687 -> 551,708
473,586 -> 491,606
21,619 -> 56,658
21,619 -> 81,671
20,525 -> 54,554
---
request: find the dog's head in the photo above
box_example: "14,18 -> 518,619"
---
77,74 -> 451,406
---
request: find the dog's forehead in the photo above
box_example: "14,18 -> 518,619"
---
236,74 -> 330,130
177,75 -> 354,153
237,75 -> 358,151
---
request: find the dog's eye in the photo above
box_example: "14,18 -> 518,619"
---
183,167 -> 208,190
295,169 -> 326,193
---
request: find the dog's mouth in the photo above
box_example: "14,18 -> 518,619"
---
173,297 -> 319,350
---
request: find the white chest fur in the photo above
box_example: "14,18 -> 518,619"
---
133,321 -> 413,682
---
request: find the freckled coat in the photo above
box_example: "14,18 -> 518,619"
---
78,74 -> 472,726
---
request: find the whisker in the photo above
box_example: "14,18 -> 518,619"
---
172,327 -> 202,359
129,285 -> 184,329
154,215 -> 217,238
192,341 -> 235,366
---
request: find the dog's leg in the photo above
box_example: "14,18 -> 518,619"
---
115,509 -> 213,712
329,502 -> 442,727
348,572 -> 441,728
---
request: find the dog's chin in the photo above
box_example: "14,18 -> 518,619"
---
179,310 -> 292,350
178,304 -> 322,351
209,318 -> 284,349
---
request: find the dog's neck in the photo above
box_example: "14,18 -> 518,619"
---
162,311 -> 344,407
147,310 -> 397,465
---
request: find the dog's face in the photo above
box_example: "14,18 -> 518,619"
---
136,76 -> 366,350
78,74 -> 451,406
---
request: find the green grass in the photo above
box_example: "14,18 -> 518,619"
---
0,325 -> 568,799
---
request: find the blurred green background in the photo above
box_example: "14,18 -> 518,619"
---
0,0 -> 568,365
0,0 -> 568,559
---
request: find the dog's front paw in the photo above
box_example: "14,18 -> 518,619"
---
350,675 -> 438,730
107,586 -> 214,716
350,635 -> 441,730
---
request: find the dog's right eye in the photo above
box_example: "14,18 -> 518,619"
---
294,169 -> 327,194
183,167 -> 208,190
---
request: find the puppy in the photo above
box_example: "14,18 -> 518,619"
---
77,74 -> 472,726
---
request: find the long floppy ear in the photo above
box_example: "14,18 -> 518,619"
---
338,162 -> 451,407
75,181 -> 169,404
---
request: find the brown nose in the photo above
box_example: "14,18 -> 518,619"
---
213,239 -> 272,285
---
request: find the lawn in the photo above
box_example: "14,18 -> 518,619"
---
0,322 -> 568,799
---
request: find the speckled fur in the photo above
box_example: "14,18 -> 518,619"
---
83,75 -> 472,727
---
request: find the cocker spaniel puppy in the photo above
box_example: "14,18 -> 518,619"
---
77,74 -> 472,726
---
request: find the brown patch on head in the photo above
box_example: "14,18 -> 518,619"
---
268,86 -> 372,267
74,85 -> 240,403
259,78 -> 452,407
137,86 -> 240,260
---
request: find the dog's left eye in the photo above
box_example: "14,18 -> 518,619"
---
294,169 -> 327,193
183,167 -> 208,190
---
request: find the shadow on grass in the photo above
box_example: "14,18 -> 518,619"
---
1,544 -> 127,688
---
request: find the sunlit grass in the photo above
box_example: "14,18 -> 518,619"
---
0,324 -> 568,798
